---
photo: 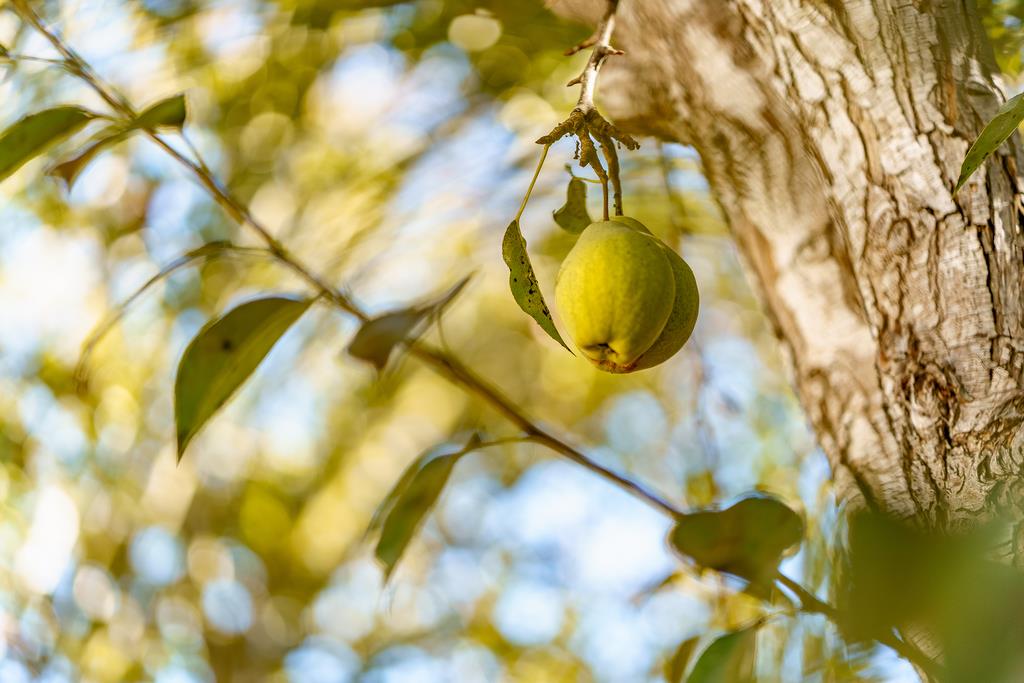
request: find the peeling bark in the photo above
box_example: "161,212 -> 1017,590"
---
551,0 -> 1024,528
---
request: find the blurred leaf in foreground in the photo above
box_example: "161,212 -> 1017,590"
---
669,495 -> 803,586
0,106 -> 95,181
347,275 -> 471,371
687,627 -> 758,683
368,433 -> 481,580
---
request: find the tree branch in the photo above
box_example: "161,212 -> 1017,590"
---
537,0 -> 636,218
569,0 -> 622,113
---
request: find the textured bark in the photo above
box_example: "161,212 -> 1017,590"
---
551,0 -> 1024,528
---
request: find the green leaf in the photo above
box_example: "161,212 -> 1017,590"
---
687,628 -> 757,683
956,92 -> 1024,192
134,94 -> 187,130
174,295 -> 311,460
49,95 -> 188,189
501,220 -> 570,351
669,495 -> 803,585
348,310 -> 425,371
347,275 -> 471,370
368,434 -> 480,579
553,177 -> 591,233
48,125 -> 130,189
665,636 -> 701,683
0,106 -> 96,181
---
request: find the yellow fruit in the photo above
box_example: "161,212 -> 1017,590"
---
607,215 -> 651,235
555,220 -> 673,372
555,216 -> 699,373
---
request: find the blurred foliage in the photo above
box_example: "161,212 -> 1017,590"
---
980,0 -> 1024,76
837,511 -> 1024,683
0,0 -> 1002,682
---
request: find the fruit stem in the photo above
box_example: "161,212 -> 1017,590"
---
515,143 -> 551,223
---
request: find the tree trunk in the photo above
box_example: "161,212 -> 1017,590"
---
552,0 -> 1024,528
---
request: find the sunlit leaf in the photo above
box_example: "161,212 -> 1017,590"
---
553,177 -> 591,233
134,93 -> 188,130
0,106 -> 96,181
665,636 -> 701,683
502,219 -> 571,351
669,495 -> 803,585
347,275 -> 471,370
175,295 -> 311,460
837,510 -> 1024,680
956,91 -> 1024,192
368,434 -> 480,580
687,628 -> 757,683
48,125 -> 129,189
348,310 -> 425,371
49,95 -> 188,189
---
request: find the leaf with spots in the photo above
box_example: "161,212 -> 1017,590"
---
368,434 -> 480,580
553,177 -> 591,233
174,295 -> 312,460
0,106 -> 96,182
502,220 -> 571,352
669,494 -> 803,586
956,91 -> 1024,193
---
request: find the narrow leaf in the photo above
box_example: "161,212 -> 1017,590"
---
347,275 -> 471,370
502,220 -> 571,351
956,92 -> 1024,192
48,125 -> 130,189
368,434 -> 480,579
0,106 -> 95,181
135,94 -> 187,130
669,495 -> 803,585
175,295 -> 311,460
687,628 -> 757,683
348,310 -> 424,371
48,95 -> 188,190
553,177 -> 592,233
666,636 -> 701,683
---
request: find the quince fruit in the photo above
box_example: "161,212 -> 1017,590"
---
555,216 -> 698,372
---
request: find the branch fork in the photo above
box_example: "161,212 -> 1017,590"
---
537,0 -> 637,220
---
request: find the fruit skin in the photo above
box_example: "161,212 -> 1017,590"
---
633,243 -> 699,370
608,215 -> 651,235
555,220 -> 675,372
604,215 -> 700,369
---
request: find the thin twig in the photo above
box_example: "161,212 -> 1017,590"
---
572,0 -> 622,113
537,0 -> 636,218
515,144 -> 550,222
593,128 -> 622,216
